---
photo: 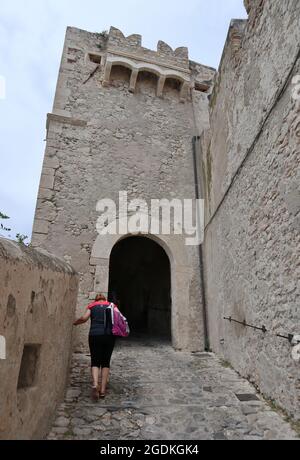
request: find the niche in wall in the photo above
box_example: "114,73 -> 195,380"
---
88,53 -> 102,64
17,344 -> 41,390
194,82 -> 210,93
110,65 -> 131,88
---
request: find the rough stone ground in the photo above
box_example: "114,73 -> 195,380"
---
47,337 -> 298,440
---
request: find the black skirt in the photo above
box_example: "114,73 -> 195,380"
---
89,335 -> 116,368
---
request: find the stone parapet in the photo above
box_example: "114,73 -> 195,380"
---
0,238 -> 78,439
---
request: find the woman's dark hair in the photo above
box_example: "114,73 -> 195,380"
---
95,293 -> 107,302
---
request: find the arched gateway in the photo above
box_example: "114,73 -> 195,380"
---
108,236 -> 172,339
90,228 -> 203,351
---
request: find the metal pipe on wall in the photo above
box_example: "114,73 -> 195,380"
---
192,135 -> 210,351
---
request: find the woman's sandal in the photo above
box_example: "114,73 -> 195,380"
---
99,391 -> 106,399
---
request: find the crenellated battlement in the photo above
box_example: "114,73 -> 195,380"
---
107,27 -> 189,70
107,27 -> 142,47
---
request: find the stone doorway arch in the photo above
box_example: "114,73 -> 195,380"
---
90,222 -> 197,350
108,235 -> 172,339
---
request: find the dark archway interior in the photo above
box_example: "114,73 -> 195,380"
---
108,237 -> 171,339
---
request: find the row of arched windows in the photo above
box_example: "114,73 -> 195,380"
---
87,53 -> 210,99
109,64 -> 186,100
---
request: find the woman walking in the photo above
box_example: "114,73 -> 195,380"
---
73,293 -> 116,401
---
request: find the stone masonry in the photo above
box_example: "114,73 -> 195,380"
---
200,0 -> 300,419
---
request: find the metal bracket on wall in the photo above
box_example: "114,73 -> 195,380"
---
223,316 -> 300,345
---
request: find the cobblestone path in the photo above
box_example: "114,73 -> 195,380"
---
48,337 -> 298,440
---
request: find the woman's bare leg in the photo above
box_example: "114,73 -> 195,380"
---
100,368 -> 110,394
98,369 -> 108,387
91,367 -> 100,388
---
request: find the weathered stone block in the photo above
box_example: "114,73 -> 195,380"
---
38,188 -> 54,200
40,174 -> 55,190
44,157 -> 60,169
42,168 -> 55,177
32,219 -> 49,235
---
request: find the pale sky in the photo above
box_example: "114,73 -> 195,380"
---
0,0 -> 247,240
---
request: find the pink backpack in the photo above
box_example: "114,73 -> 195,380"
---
111,305 -> 130,337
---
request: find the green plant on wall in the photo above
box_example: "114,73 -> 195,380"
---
0,212 -> 11,235
0,212 -> 28,245
99,30 -> 108,39
16,233 -> 29,245
96,30 -> 108,50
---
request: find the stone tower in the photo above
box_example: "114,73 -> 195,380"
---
32,26 -> 215,351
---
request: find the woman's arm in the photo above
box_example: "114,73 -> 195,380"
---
73,309 -> 91,326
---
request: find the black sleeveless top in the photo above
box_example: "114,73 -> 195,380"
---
89,303 -> 113,337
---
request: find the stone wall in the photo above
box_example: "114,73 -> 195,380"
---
0,238 -> 78,439
201,0 -> 300,418
31,26 -> 215,352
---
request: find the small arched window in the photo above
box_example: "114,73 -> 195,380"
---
110,64 -> 132,88
163,77 -> 183,100
136,70 -> 159,96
